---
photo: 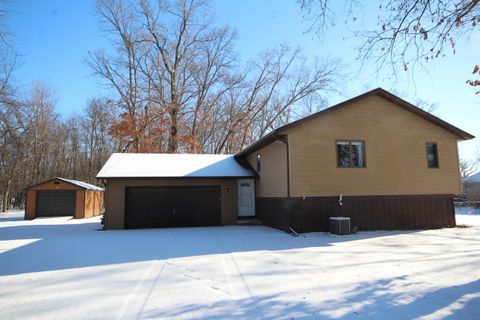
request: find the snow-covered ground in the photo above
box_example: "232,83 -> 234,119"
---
0,210 -> 479,320
455,206 -> 480,227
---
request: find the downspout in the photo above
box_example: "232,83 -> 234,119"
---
274,134 -> 294,232
99,179 -> 107,230
285,137 -> 293,231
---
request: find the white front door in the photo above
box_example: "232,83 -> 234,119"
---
237,179 -> 255,217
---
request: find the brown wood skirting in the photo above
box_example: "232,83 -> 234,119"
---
256,194 -> 455,233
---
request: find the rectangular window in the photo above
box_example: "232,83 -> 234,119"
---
336,141 -> 366,168
256,154 -> 261,172
426,143 -> 439,168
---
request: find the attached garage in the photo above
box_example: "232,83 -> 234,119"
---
25,178 -> 104,219
97,153 -> 256,230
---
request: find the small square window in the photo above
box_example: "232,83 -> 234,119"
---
256,154 -> 261,172
336,141 -> 366,168
426,143 -> 439,168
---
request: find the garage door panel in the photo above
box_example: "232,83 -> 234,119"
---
36,190 -> 76,217
125,186 -> 221,229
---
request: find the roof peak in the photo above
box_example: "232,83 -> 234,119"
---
236,88 -> 474,158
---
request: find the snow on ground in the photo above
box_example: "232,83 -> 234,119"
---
0,210 -> 479,319
455,206 -> 480,227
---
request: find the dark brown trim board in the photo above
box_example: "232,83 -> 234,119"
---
256,194 -> 456,233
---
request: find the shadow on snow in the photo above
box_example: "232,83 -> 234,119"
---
0,218 -> 421,277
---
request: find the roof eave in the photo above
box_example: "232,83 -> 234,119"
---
235,131 -> 281,158
376,90 -> 475,141
27,177 -> 84,190
235,88 -> 475,159
96,175 -> 257,180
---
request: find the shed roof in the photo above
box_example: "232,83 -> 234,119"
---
96,153 -> 256,179
236,88 -> 475,158
28,177 -> 104,191
57,178 -> 104,191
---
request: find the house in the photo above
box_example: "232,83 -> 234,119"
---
97,88 -> 474,231
25,177 -> 104,219
464,172 -> 480,201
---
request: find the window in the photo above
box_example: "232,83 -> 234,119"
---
426,143 -> 439,168
336,141 -> 366,168
256,154 -> 261,172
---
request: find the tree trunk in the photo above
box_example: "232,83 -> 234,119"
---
2,179 -> 11,212
168,107 -> 178,152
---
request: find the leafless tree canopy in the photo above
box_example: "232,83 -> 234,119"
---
89,0 -> 339,153
1,0 -> 339,211
298,0 -> 480,73
0,82 -> 119,211
460,157 -> 479,180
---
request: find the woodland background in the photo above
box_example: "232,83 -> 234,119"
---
1,0 -> 479,211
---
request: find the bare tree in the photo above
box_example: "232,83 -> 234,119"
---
467,64 -> 480,94
0,0 -> 16,104
137,0 -> 240,152
460,158 -> 479,180
298,0 -> 480,78
0,99 -> 24,211
209,45 -> 339,153
91,0 -> 339,155
413,98 -> 438,114
78,98 -> 119,181
89,0 -> 149,152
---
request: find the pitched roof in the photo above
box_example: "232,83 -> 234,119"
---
465,172 -> 480,183
235,88 -> 475,158
57,178 -> 104,191
96,153 -> 256,179
28,177 -> 104,191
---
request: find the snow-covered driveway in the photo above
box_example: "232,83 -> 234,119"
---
0,212 -> 479,319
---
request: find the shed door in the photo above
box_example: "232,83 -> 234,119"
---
125,186 -> 221,229
237,179 -> 255,217
36,190 -> 76,217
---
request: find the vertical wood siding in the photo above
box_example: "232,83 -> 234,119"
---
257,194 -> 455,233
74,190 -> 85,219
84,190 -> 104,218
25,191 -> 36,220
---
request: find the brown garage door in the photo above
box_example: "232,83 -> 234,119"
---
36,190 -> 76,217
125,186 -> 221,229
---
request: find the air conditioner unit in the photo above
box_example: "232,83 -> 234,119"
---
329,217 -> 351,235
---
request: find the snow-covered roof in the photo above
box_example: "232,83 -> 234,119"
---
57,178 -> 104,191
465,172 -> 480,183
96,153 -> 255,179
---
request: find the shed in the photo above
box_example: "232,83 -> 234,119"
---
25,178 -> 104,219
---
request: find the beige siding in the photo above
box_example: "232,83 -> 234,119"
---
74,190 -> 85,219
246,141 -> 288,197
105,179 -> 237,229
286,95 -> 462,196
84,190 -> 105,218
